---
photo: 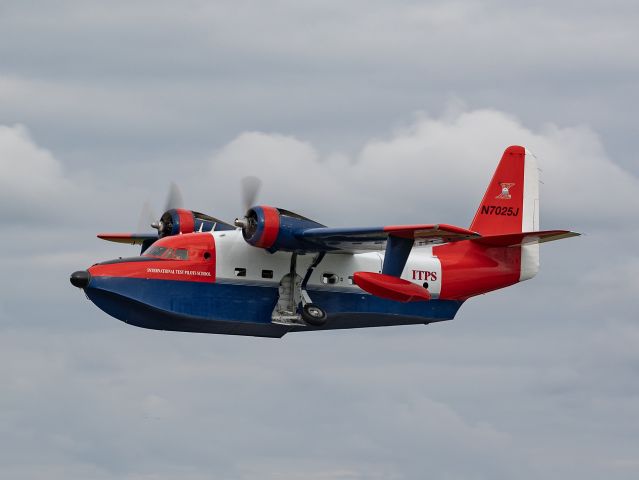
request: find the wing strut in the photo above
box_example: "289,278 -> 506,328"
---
352,235 -> 429,302
382,236 -> 414,277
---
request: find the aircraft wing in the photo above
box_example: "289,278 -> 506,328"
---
97,233 -> 158,245
299,223 -> 480,252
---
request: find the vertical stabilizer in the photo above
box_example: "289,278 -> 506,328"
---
469,145 -> 539,235
469,145 -> 540,280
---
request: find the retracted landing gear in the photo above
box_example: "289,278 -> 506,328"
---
271,253 -> 328,327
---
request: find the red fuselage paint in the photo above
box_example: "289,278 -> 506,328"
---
89,233 -> 216,283
434,240 -> 521,300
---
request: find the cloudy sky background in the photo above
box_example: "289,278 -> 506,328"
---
1,1 -> 638,479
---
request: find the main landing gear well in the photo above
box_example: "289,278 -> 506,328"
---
271,253 -> 328,327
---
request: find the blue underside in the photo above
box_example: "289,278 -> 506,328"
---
85,277 -> 463,338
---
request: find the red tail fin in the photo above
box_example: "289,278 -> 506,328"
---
469,145 -> 538,235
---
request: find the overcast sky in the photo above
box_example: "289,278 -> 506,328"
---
1,1 -> 638,479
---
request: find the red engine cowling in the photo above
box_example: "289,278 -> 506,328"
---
157,209 -> 234,238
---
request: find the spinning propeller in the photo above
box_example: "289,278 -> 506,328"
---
240,176 -> 262,213
235,176 -> 262,235
143,177 -> 263,237
149,182 -> 185,237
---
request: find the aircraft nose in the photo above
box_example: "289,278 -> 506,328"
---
70,270 -> 91,289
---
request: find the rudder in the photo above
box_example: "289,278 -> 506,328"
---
469,145 -> 539,235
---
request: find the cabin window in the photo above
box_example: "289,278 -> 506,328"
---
235,268 -> 246,277
348,276 -> 354,285
262,269 -> 274,279
203,251 -> 211,260
322,273 -> 339,285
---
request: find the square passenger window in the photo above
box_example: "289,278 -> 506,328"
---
262,269 -> 274,279
234,268 -> 246,277
322,273 -> 339,285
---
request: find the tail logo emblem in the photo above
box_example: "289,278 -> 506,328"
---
496,182 -> 515,199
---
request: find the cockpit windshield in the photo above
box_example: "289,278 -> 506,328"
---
144,245 -> 189,260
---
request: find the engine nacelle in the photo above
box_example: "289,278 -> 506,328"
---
238,206 -> 324,252
157,209 -> 234,238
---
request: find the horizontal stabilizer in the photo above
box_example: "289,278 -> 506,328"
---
97,233 -> 158,245
474,230 -> 580,247
353,272 -> 431,302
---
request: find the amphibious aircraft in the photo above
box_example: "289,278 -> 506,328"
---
70,146 -> 579,337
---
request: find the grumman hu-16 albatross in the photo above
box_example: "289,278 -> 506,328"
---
70,146 -> 579,338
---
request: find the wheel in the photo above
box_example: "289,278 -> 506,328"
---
301,303 -> 327,326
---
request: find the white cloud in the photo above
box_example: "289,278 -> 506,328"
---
1,2 -> 638,476
0,124 -> 114,230
210,108 -> 639,231
2,1 -> 637,176
1,107 -> 637,480
0,124 -> 70,210
0,122 -> 163,233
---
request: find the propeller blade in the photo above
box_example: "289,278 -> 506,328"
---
165,182 -> 184,211
241,176 -> 262,211
137,201 -> 158,232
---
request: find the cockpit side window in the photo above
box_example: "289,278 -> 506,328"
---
174,249 -> 189,260
144,246 -> 189,260
144,246 -> 167,258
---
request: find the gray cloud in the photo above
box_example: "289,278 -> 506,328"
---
1,1 -> 637,172
1,2 -> 638,479
2,104 -> 639,479
207,108 -> 637,232
0,124 -> 73,221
